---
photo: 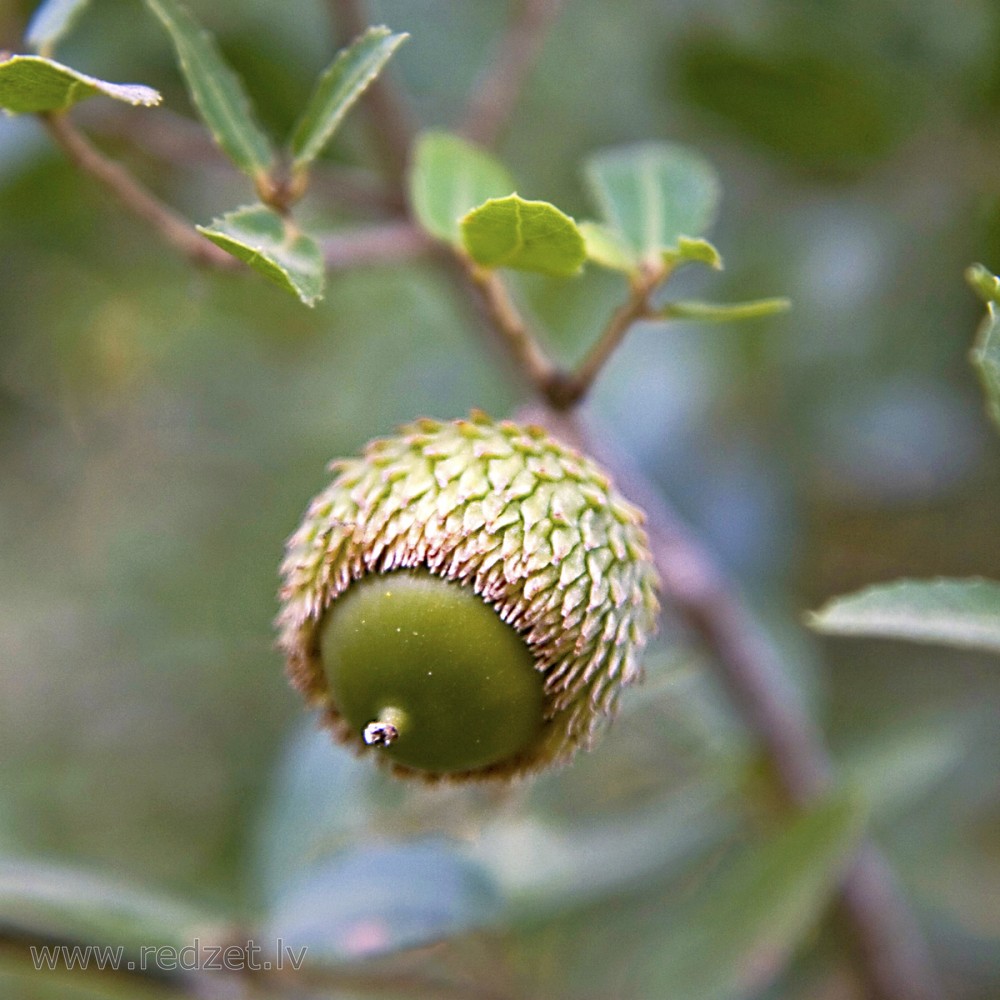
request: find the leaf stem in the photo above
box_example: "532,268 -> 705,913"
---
458,0 -> 566,148
81,103 -> 405,214
40,111 -> 239,269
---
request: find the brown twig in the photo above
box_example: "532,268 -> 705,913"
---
81,105 -> 405,215
518,406 -> 944,1000
456,255 -> 668,410
40,112 -> 238,270
329,0 -> 416,191
44,111 -> 427,276
322,220 -> 432,270
461,261 -> 565,400
458,0 -> 566,148
553,262 -> 665,408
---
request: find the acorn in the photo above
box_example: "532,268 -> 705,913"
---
277,412 -> 660,781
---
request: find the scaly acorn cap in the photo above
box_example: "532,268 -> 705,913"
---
277,411 -> 660,781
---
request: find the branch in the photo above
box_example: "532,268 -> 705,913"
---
554,262 -> 664,408
40,113 -> 238,270
520,406 -> 944,1000
45,111 -> 428,276
323,220 -> 432,270
455,254 -> 668,410
458,0 -> 566,148
461,261 -> 564,400
81,105 -> 405,215
329,0 -> 416,190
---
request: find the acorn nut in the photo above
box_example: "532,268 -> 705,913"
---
277,412 -> 660,781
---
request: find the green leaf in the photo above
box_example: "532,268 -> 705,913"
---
143,0 -> 272,179
579,220 -> 639,272
966,262 -> 1000,304
660,297 -> 791,323
0,55 -> 160,114
808,578 -> 1000,654
25,0 -> 91,55
967,265 -> 1000,432
460,195 -> 586,277
631,793 -> 865,1000
469,782 -> 736,917
264,839 -> 503,963
197,205 -> 325,306
290,26 -> 408,173
0,855 -> 211,953
664,235 -> 724,270
584,142 -> 720,261
408,130 -> 514,245
842,716 -> 968,822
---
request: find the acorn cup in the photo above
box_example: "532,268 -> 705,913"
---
277,412 -> 660,781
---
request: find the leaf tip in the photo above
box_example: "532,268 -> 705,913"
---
967,263 -> 1000,305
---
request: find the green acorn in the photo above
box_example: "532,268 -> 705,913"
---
277,412 -> 660,781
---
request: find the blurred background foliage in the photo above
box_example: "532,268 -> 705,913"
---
1,0 -> 999,998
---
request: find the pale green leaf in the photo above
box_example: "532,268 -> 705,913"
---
25,0 -> 91,55
579,220 -> 639,273
264,840 -> 502,963
584,142 -> 720,260
660,297 -> 791,323
461,195 -> 586,277
197,205 -> 324,306
966,262 -> 1000,304
408,130 -> 514,245
967,265 -> 1000,432
0,55 -> 160,114
631,794 -> 865,1000
808,578 -> 1000,654
842,717 -> 968,822
468,782 -> 736,917
0,855 -> 211,952
143,0 -> 272,179
290,26 -> 408,172
664,235 -> 724,270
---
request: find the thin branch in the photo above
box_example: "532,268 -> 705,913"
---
461,261 -> 565,400
454,254 -> 668,410
323,220 -> 432,270
329,0 -> 416,191
519,406 -> 944,1000
555,262 -> 664,408
40,113 -> 238,270
81,105 -> 405,215
45,111 -> 427,276
458,0 -> 566,148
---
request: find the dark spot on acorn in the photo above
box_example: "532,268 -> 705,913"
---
363,719 -> 400,747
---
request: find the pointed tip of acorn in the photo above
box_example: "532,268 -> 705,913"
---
278,412 -> 660,782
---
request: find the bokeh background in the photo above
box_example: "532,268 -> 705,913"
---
1,0 -> 999,997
